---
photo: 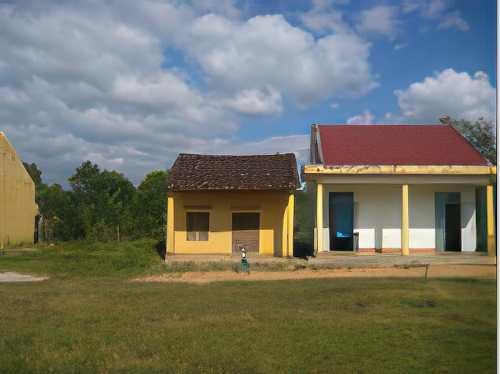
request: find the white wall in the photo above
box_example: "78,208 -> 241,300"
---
317,183 -> 477,252
409,185 -> 476,251
321,184 -> 401,250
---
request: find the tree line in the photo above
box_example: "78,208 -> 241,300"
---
25,161 -> 168,243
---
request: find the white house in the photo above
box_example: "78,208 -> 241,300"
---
302,124 -> 496,255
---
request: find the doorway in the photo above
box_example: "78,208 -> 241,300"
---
435,193 -> 461,252
329,193 -> 354,251
232,213 -> 260,253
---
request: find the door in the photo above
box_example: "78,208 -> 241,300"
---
445,203 -> 461,251
329,193 -> 354,251
435,192 -> 461,252
232,213 -> 260,253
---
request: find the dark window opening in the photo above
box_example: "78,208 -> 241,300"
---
187,212 -> 209,241
232,213 -> 260,231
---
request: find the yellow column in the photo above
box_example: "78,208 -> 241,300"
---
166,194 -> 175,254
486,185 -> 496,256
317,183 -> 323,253
401,184 -> 409,255
287,193 -> 295,258
282,201 -> 289,257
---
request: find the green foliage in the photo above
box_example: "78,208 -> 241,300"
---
294,190 -> 315,241
22,162 -> 43,188
68,160 -> 101,201
37,183 -> 83,241
69,161 -> 136,241
35,161 -> 168,243
127,170 -> 168,241
441,116 -> 496,164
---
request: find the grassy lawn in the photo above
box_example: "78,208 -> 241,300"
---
0,242 -> 497,373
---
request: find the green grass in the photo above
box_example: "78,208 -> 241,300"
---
0,240 -> 306,278
0,239 -> 162,278
0,276 -> 496,373
0,241 -> 496,373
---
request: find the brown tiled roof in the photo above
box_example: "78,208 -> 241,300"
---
168,153 -> 300,191
317,124 -> 489,166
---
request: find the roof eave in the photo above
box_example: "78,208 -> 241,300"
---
302,164 -> 497,175
168,187 -> 297,192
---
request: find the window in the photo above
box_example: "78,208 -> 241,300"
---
186,212 -> 209,241
232,213 -> 260,231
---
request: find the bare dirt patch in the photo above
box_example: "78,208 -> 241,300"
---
0,272 -> 49,282
133,264 -> 496,283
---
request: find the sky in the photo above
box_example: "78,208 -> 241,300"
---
0,0 -> 496,187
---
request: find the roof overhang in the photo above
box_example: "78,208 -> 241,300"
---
303,164 -> 496,176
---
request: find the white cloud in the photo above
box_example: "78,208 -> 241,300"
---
403,0 -> 469,31
355,6 -> 401,39
438,10 -> 470,31
299,0 -> 348,34
111,72 -> 201,108
180,14 -> 377,107
346,110 -> 374,125
200,135 -> 310,166
394,42 -> 408,50
395,69 -> 496,123
0,1 -> 380,185
222,86 -> 283,117
0,3 -> 236,185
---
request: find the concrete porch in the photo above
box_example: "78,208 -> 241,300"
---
310,251 -> 496,267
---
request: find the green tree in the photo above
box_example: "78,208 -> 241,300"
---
37,183 -> 83,241
440,116 -> 496,164
23,162 -> 43,188
127,170 -> 168,241
69,161 -> 136,241
68,161 -> 101,204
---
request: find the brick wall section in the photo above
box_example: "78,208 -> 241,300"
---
232,230 -> 259,252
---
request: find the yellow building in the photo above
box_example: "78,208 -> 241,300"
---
0,132 -> 38,247
166,153 -> 299,256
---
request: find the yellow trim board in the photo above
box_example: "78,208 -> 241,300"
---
303,165 -> 496,175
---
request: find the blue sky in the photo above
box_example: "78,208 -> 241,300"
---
0,0 -> 496,186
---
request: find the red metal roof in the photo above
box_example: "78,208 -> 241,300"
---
317,125 -> 489,166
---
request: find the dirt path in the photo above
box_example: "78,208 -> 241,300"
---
133,264 -> 496,283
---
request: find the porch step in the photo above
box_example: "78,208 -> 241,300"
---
315,251 -> 358,257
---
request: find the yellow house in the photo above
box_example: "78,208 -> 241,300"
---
0,132 -> 38,248
166,153 -> 299,256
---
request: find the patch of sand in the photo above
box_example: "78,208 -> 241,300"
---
133,265 -> 496,283
0,272 -> 49,282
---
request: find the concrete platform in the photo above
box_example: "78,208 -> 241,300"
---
310,252 -> 496,267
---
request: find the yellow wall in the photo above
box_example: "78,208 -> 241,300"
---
0,132 -> 38,247
168,190 -> 291,255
